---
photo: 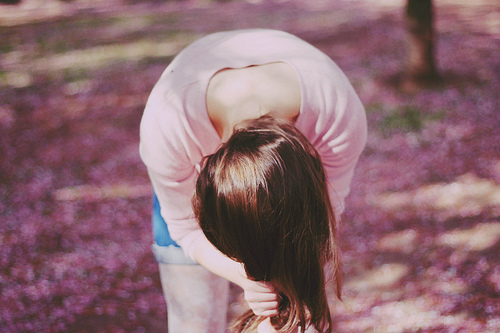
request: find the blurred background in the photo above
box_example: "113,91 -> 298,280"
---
0,0 -> 499,332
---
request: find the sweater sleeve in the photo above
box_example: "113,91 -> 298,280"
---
139,86 -> 206,261
310,74 -> 367,217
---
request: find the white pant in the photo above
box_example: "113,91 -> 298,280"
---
157,257 -> 230,332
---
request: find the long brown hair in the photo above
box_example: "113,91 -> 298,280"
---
193,116 -> 341,332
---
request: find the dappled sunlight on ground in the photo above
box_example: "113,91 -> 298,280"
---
371,173 -> 500,219
438,222 -> 500,252
345,263 -> 410,291
377,229 -> 418,253
1,29 -> 200,87
7,37 -> 194,74
53,183 -> 151,202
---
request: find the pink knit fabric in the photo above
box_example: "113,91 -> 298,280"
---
140,29 -> 367,260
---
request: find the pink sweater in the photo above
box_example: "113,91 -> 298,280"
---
140,29 -> 367,260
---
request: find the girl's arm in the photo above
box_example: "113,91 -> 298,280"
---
192,235 -> 279,317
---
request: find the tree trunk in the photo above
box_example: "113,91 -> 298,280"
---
405,0 -> 439,83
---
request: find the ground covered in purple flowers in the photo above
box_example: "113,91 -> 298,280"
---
1,0 -> 499,332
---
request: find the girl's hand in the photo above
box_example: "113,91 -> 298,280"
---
238,265 -> 279,316
242,279 -> 279,316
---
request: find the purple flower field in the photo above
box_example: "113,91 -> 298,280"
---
1,0 -> 499,332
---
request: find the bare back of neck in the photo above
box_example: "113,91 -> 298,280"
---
206,62 -> 301,141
